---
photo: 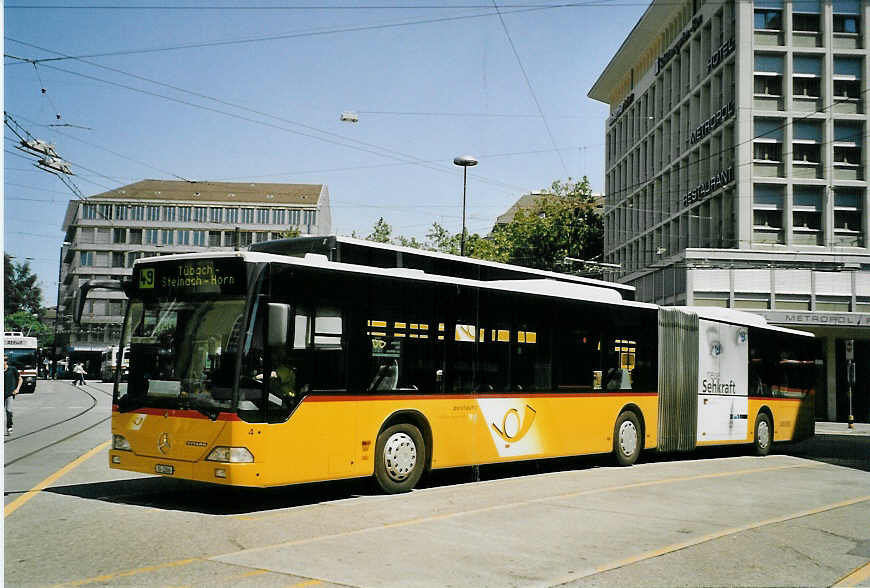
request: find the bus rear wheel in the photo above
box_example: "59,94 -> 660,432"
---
613,411 -> 641,466
374,423 -> 426,494
754,413 -> 772,456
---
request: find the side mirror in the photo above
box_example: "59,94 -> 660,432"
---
267,303 -> 291,347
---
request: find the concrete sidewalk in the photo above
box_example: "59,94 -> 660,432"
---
814,421 -> 870,436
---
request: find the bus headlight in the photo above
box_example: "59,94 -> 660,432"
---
112,434 -> 132,451
206,447 -> 254,463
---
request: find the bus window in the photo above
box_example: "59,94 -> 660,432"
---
368,319 -> 435,393
478,323 -> 510,392
512,326 -> 550,392
556,330 -> 601,391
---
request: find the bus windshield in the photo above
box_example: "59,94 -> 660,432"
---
117,298 -> 246,417
6,349 -> 37,369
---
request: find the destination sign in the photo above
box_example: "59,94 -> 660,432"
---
133,258 -> 247,297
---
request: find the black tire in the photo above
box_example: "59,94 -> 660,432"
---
374,423 -> 426,494
754,412 -> 772,456
613,411 -> 642,466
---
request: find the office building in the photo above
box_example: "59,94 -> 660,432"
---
57,179 -> 331,352
589,0 -> 869,421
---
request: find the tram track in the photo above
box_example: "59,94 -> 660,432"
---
4,382 -> 113,468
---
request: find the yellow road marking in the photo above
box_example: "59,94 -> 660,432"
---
5,441 -> 111,518
548,495 -> 870,586
287,580 -> 322,588
834,560 -> 870,587
55,558 -> 200,587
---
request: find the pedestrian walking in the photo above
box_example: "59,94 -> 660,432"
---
73,362 -> 87,386
5,355 -> 23,435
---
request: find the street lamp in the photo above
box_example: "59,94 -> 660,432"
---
52,240 -> 72,379
453,155 -> 478,256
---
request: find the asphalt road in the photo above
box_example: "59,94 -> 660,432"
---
4,380 -> 870,587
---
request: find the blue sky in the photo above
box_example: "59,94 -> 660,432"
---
4,1 -> 648,305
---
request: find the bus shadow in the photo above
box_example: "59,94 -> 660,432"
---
780,433 -> 870,472
44,476 -> 372,515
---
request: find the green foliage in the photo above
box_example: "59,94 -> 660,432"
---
276,227 -> 301,239
354,176 -> 603,273
487,176 -> 603,271
4,310 -> 49,337
4,254 -> 44,316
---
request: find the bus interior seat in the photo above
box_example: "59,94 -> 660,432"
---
371,360 -> 398,391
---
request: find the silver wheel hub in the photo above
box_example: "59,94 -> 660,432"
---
757,420 -> 770,449
383,432 -> 417,482
618,420 -> 638,457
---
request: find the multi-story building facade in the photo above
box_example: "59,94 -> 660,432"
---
590,0 -> 869,421
57,179 -> 331,352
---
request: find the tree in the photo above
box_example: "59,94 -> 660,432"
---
486,177 -> 603,271
366,217 -> 393,243
4,254 -> 44,317
4,310 -> 49,337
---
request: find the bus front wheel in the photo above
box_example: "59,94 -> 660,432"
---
613,411 -> 641,466
754,413 -> 772,456
374,423 -> 426,494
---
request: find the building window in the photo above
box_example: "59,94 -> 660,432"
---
833,57 -> 862,100
289,209 -> 301,225
792,186 -> 823,244
161,229 -> 174,245
114,204 -> 128,220
209,231 -> 222,247
178,206 -> 192,222
753,184 -> 785,244
753,118 -> 784,162
145,229 -> 159,245
239,231 -> 253,247
210,207 -> 223,223
833,121 -> 862,166
80,251 -> 94,266
755,8 -> 782,31
255,232 -> 268,243
97,204 -> 113,220
163,206 -> 176,221
177,230 -> 190,246
129,205 -> 144,221
240,209 -> 255,224
112,252 -> 125,268
127,252 -> 142,268
256,208 -> 270,224
303,210 -> 317,226
128,229 -> 143,245
193,206 -> 207,222
146,206 -> 160,221
81,204 -> 98,220
224,232 -> 237,247
193,230 -> 207,246
754,54 -> 783,96
793,13 -> 820,32
224,207 -> 238,223
793,120 -> 822,165
272,209 -> 286,225
834,189 -> 864,246
112,228 -> 126,244
793,55 -> 821,98
833,0 -> 861,32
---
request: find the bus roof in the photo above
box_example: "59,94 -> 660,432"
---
131,251 -> 813,338
249,235 -> 636,299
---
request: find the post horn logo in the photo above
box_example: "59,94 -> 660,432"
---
491,404 -> 537,443
158,432 -> 171,455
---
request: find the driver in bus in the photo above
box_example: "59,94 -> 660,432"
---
269,347 -> 296,400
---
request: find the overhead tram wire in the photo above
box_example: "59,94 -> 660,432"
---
491,0 -> 569,177
3,5 -> 578,65
5,47 -> 528,195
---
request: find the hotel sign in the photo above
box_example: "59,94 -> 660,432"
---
608,92 -> 635,127
656,16 -> 703,75
690,102 -> 735,145
707,38 -> 735,73
683,166 -> 734,207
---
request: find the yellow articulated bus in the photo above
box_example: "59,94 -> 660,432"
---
80,243 -> 816,493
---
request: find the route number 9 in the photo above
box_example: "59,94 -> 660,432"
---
139,268 -> 155,289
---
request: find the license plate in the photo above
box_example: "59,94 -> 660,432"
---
155,464 -> 174,475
